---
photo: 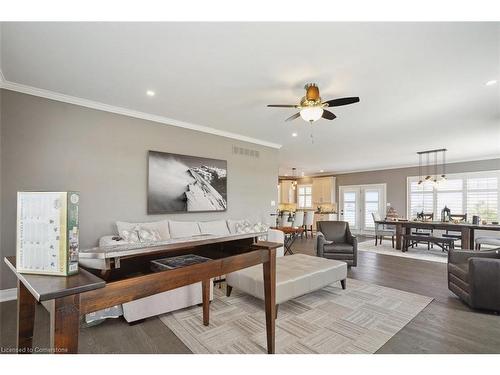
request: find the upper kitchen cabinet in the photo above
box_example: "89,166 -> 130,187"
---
312,177 -> 336,204
279,180 -> 296,204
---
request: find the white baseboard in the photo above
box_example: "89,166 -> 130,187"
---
0,288 -> 17,302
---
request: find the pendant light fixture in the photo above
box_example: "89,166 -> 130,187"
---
291,168 -> 298,190
424,153 -> 431,181
440,151 -> 447,182
417,149 -> 448,187
418,153 -> 423,185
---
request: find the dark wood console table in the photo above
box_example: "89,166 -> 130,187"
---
375,220 -> 500,251
4,233 -> 280,354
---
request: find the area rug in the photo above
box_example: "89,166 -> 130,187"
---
358,240 -> 449,263
159,279 -> 432,354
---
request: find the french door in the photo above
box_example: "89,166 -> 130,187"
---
339,184 -> 386,233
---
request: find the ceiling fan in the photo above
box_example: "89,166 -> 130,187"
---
267,83 -> 360,123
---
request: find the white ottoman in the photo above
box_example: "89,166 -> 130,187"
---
226,254 -> 347,315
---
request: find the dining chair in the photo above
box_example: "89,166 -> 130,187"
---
412,212 -> 434,249
303,211 -> 314,238
443,214 -> 467,248
475,237 -> 500,250
292,211 -> 305,238
279,211 -> 292,227
372,212 -> 396,247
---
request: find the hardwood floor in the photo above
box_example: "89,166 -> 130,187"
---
293,236 -> 500,353
1,235 -> 499,354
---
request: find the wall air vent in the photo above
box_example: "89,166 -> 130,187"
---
232,146 -> 260,158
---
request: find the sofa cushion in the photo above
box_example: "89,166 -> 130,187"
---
323,243 -> 354,253
116,220 -> 170,240
99,235 -> 128,247
169,220 -> 202,238
198,220 -> 230,236
226,254 -> 347,304
323,253 -> 354,262
137,228 -> 162,242
119,229 -> 140,243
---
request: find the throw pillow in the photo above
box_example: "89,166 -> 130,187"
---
235,220 -> 253,234
137,227 -> 162,242
119,229 -> 140,243
253,222 -> 269,233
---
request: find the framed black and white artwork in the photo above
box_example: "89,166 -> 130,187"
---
147,150 -> 227,214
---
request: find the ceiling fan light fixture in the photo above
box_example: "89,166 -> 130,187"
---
299,107 -> 323,122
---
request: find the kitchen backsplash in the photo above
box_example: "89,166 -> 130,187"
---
278,203 -> 337,213
315,203 -> 337,213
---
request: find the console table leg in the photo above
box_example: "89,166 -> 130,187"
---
17,280 -> 36,354
202,279 -> 210,326
49,294 -> 80,354
263,249 -> 276,354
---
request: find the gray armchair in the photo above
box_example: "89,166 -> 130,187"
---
316,221 -> 357,267
448,248 -> 500,312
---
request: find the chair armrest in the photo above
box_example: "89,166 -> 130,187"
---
448,249 -> 499,265
346,230 -> 357,245
351,235 -> 358,249
316,232 -> 326,257
469,257 -> 500,311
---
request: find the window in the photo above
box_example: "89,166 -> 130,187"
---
467,176 -> 498,222
409,180 -> 434,218
343,191 -> 357,228
297,185 -> 312,208
407,170 -> 500,221
436,178 -> 463,214
364,190 -> 380,229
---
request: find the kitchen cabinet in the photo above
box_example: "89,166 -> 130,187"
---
312,177 -> 336,204
279,180 -> 296,204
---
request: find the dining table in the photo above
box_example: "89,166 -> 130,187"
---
271,226 -> 304,255
375,219 -> 500,250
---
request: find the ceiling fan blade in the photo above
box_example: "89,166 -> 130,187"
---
285,112 -> 301,122
322,110 -> 337,120
323,97 -> 360,107
267,104 -> 299,108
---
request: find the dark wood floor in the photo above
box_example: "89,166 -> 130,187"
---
1,235 -> 499,354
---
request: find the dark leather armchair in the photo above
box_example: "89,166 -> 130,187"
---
316,221 -> 357,267
448,248 -> 500,312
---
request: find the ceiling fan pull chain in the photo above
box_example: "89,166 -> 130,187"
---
310,127 -> 314,144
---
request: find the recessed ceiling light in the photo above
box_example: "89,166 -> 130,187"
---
320,169 -> 324,173
146,90 -> 156,96
485,80 -> 497,86
292,132 -> 298,137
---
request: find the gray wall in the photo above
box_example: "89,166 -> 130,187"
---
296,159 -> 500,216
0,90 -> 279,290
334,159 -> 500,216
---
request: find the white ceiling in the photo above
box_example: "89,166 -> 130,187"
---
1,22 -> 499,175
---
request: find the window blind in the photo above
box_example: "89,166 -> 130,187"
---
298,185 -> 312,209
407,170 -> 500,221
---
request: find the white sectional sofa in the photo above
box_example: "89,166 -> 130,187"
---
89,218 -> 279,323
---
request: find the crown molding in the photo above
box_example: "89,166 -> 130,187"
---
0,79 -> 282,149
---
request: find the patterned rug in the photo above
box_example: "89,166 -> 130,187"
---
358,240 -> 449,263
159,279 -> 432,354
